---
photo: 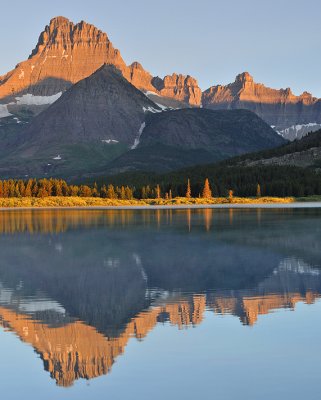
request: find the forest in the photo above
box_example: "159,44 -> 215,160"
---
0,164 -> 320,199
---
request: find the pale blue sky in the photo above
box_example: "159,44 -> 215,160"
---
1,0 -> 320,95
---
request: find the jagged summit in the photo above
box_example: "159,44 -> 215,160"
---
235,72 -> 254,84
0,16 -> 201,107
202,72 -> 321,130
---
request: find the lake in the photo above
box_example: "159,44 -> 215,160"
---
0,208 -> 321,400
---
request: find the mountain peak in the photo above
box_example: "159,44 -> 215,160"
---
235,72 -> 254,84
49,16 -> 70,26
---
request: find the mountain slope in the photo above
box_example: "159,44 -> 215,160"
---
101,109 -> 285,173
0,65 -> 162,178
202,72 -> 321,137
233,129 -> 321,168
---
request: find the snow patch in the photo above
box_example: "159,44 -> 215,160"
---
143,106 -> 162,113
131,122 -> 146,149
156,103 -> 168,111
145,90 -> 160,97
102,139 -> 119,144
53,155 -> 62,160
15,92 -> 62,106
276,258 -> 321,276
276,122 -> 321,140
0,105 -> 12,119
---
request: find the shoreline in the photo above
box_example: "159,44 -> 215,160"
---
1,202 -> 321,211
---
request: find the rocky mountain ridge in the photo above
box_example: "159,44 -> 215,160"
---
1,16 -> 320,139
202,72 -> 321,136
0,16 -> 201,115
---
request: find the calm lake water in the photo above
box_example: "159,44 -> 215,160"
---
0,208 -> 321,400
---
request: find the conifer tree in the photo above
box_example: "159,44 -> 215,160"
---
100,185 -> 107,198
125,186 -> 133,200
202,179 -> 212,198
256,183 -> 261,197
156,185 -> 161,199
186,179 -> 191,198
92,182 -> 99,197
24,180 -> 32,197
79,185 -> 92,197
120,186 -> 126,200
107,184 -> 116,199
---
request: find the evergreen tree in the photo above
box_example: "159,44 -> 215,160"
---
186,178 -> 191,198
156,184 -> 161,199
256,183 -> 261,197
79,185 -> 92,197
107,184 -> 116,199
100,185 -> 108,198
92,182 -> 99,197
202,179 -> 212,198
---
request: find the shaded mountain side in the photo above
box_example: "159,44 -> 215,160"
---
0,99 -> 285,179
202,72 -> 321,136
96,109 -> 285,174
96,145 -> 216,174
0,65 -> 162,178
18,65 -> 160,147
140,109 -> 284,150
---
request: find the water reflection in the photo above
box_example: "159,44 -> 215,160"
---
0,208 -> 320,387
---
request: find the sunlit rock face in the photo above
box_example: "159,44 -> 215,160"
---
153,73 -> 202,106
0,16 -> 201,111
0,17 -> 126,100
202,72 -> 321,133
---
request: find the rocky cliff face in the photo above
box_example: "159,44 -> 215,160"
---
0,16 -> 201,113
202,72 -> 321,133
153,73 -> 202,106
0,17 -> 126,100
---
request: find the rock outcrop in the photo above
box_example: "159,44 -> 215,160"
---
202,72 -> 321,132
153,73 -> 202,106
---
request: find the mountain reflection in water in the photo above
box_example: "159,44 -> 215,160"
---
0,208 -> 320,387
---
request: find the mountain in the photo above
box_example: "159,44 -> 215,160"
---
202,72 -> 321,138
1,16 -> 321,141
0,65 -> 164,178
0,79 -> 285,178
0,16 -> 201,122
235,128 -> 321,168
103,108 -> 285,173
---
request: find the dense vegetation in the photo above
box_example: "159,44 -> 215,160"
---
227,128 -> 321,164
90,165 -> 321,198
0,178 -> 135,199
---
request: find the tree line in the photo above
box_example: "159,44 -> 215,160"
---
1,164 -> 321,199
0,179 -> 135,199
0,178 -> 221,199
